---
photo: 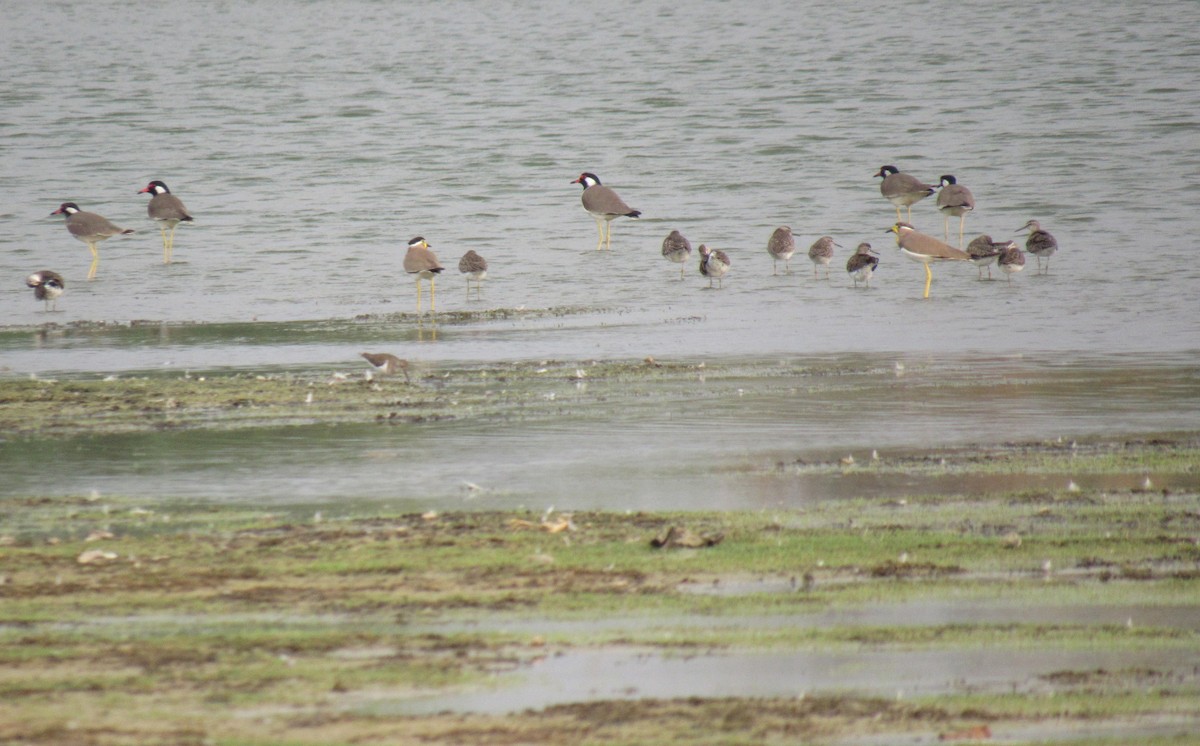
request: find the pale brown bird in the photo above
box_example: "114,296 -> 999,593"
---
458,250 -> 488,299
51,202 -> 134,281
1018,219 -> 1058,273
846,243 -> 880,288
698,244 -> 730,288
966,235 -> 1010,280
807,235 -> 840,279
936,175 -> 974,248
766,226 -> 795,275
874,165 -> 936,222
403,236 -> 444,313
887,222 -> 969,298
997,242 -> 1026,284
138,180 -> 193,264
571,172 -> 641,251
26,270 -> 65,311
661,230 -> 692,279
361,352 -> 411,382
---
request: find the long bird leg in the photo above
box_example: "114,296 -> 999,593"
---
87,242 -> 100,281
922,263 -> 932,299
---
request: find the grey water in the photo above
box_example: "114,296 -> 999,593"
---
2,0 -> 1200,504
1,0 -> 1199,367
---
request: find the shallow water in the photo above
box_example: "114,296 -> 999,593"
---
381,647 -> 1199,716
2,0 -> 1199,364
3,354 -> 1198,506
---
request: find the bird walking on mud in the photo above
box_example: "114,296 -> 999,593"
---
888,222 -> 969,298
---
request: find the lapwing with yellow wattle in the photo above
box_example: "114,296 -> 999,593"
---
403,236 -> 444,314
888,222 -> 970,298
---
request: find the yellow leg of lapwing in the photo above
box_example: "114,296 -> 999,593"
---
167,225 -> 178,263
430,278 -> 436,313
160,227 -> 170,263
416,280 -> 422,313
593,218 -> 605,251
922,262 -> 933,299
604,221 -> 613,251
87,242 -> 99,281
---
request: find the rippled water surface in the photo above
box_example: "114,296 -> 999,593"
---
2,0 -> 1200,503
2,0 -> 1198,362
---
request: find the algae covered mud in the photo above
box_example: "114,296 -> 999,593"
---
2,313 -> 1200,743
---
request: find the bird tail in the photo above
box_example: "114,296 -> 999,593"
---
626,210 -> 642,218
121,229 -> 135,235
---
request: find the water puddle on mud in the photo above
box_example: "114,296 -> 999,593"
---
364,647 -> 1197,716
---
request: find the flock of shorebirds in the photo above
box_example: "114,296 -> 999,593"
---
26,166 -> 1060,316
572,166 -> 1059,299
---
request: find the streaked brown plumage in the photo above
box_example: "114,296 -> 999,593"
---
662,230 -> 692,279
51,202 -> 134,281
361,352 -> 411,382
403,236 -> 444,313
846,243 -> 880,288
807,235 -> 839,279
887,222 -> 969,298
458,250 -> 488,299
997,242 -> 1026,284
875,165 -> 935,222
26,270 -> 65,311
138,180 -> 193,264
1018,219 -> 1058,273
966,234 -> 1010,279
766,226 -> 795,275
571,172 -> 641,251
698,244 -> 730,288
935,175 -> 974,248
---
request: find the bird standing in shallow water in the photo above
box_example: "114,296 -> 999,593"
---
998,242 -> 1026,283
1018,219 -> 1058,273
571,172 -> 641,251
807,235 -> 839,279
51,202 -> 134,281
138,180 -> 193,264
698,244 -> 730,288
766,226 -> 795,275
26,270 -> 65,311
888,222 -> 970,299
875,165 -> 936,223
966,235 -> 1009,280
661,230 -> 692,279
361,352 -> 411,382
403,237 -> 444,313
846,243 -> 880,288
936,175 -> 974,248
458,250 -> 488,300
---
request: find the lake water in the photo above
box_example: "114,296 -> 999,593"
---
1,0 -> 1199,503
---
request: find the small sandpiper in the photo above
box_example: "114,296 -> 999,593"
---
845,243 -> 880,288
997,241 -> 1026,283
661,230 -> 692,279
698,244 -> 730,288
458,250 -> 488,300
965,235 -> 1009,280
1018,219 -> 1058,273
26,270 -> 65,311
807,235 -> 839,279
766,226 -> 795,275
361,352 -> 411,382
